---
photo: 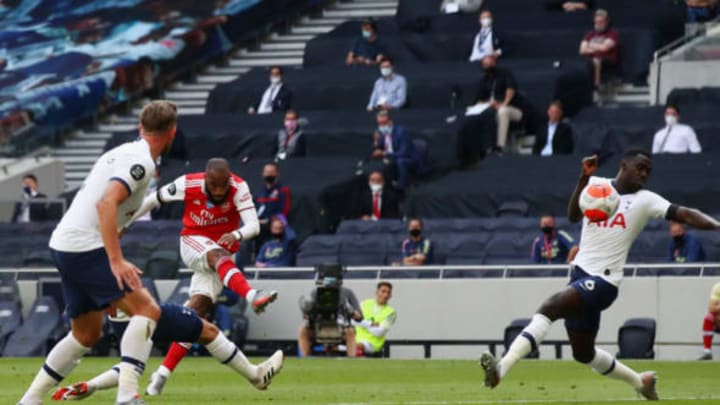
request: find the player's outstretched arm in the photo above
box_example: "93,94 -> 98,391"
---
127,192 -> 162,224
567,155 -> 598,223
671,206 -> 720,231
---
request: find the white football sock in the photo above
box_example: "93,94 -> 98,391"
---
498,314 -> 552,378
156,364 -> 172,378
88,365 -> 120,391
20,333 -> 90,404
589,347 -> 643,389
205,333 -> 257,380
117,315 -> 156,403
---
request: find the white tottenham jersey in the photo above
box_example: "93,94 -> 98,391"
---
572,176 -> 671,286
49,139 -> 156,252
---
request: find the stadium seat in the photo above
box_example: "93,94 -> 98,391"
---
0,300 -> 22,353
142,277 -> 161,303
617,318 -> 656,359
339,235 -> 390,266
145,250 -> 181,279
0,275 -> 21,307
2,296 -> 63,357
296,235 -> 342,267
496,201 -> 530,218
504,318 -> 539,359
165,278 -> 192,306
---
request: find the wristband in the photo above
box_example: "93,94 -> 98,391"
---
232,230 -> 242,241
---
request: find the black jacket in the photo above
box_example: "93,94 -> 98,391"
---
533,121 -> 574,155
12,192 -> 49,222
254,84 -> 293,113
352,186 -> 402,220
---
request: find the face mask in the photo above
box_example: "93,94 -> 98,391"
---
272,232 -> 285,240
409,229 -> 422,237
378,125 -> 391,134
380,67 -> 393,77
264,175 -> 276,184
23,186 -> 31,195
541,226 -> 554,235
369,183 -> 383,193
594,24 -> 606,32
665,115 -> 677,126
362,30 -> 372,39
673,235 -> 684,244
480,18 -> 492,28
284,119 -> 298,133
270,76 -> 281,85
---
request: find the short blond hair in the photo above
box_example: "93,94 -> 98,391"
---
140,100 -> 177,134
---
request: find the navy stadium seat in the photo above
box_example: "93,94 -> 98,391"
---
339,235 -> 390,266
504,318 -> 539,359
165,278 -> 192,306
2,296 -> 62,357
617,318 -> 656,359
296,235 -> 342,267
0,300 -> 22,353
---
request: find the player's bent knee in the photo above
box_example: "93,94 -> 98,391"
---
197,319 -> 220,345
120,289 -> 161,320
72,328 -> 102,347
188,295 -> 214,319
206,249 -> 230,269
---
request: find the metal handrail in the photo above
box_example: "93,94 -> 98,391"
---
2,263 -> 719,280
654,16 -> 720,61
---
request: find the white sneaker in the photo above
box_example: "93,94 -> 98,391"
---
251,350 -> 284,390
145,371 -> 168,396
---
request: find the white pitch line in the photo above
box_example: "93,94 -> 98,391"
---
330,396 -> 720,405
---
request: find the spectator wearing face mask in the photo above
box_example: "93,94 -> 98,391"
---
367,57 -> 407,111
347,18 -> 386,66
12,173 -> 48,223
401,218 -> 434,265
469,10 -> 503,62
255,217 -> 297,267
371,110 -> 426,189
274,109 -> 306,160
248,66 -> 293,114
652,104 -> 702,154
352,171 -> 402,221
668,220 -> 705,263
255,162 -> 291,225
531,215 -> 578,264
579,9 -> 620,89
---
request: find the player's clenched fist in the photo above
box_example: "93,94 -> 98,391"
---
111,258 -> 143,291
581,155 -> 598,177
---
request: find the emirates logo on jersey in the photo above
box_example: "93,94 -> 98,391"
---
591,213 -> 627,229
189,209 -> 230,227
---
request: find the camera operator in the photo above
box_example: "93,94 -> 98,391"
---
297,272 -> 363,357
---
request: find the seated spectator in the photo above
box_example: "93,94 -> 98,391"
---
367,57 -> 407,111
699,282 -> 720,360
298,277 -> 363,357
401,218 -> 434,265
476,55 -> 523,153
579,9 -> 620,89
12,174 -> 48,223
531,215 -> 578,264
274,109 -> 306,160
545,0 -> 594,12
686,0 -> 719,23
652,105 -> 702,154
353,282 -> 396,356
469,10 -> 503,62
255,217 -> 297,267
371,110 -> 425,189
352,171 -> 402,221
533,101 -> 574,156
441,0 -> 483,14
668,220 -> 705,263
346,19 -> 386,66
248,66 -> 292,115
256,162 -> 291,224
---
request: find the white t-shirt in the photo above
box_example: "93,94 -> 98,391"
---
49,139 -> 156,252
652,124 -> 702,154
572,176 -> 672,286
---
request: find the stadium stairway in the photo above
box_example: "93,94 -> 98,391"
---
52,0 -> 399,190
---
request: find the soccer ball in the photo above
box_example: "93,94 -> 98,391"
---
579,181 -> 620,222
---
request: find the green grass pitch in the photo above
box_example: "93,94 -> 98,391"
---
2,357 -> 719,404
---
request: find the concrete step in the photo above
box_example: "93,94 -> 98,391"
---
76,132 -> 112,140
271,33 -> 316,42
106,115 -> 139,124
65,181 -> 83,190
334,1 -> 397,9
291,25 -> 334,35
240,50 -> 305,58
98,124 -> 136,133
323,9 -> 396,18
228,57 -> 302,67
261,42 -> 307,51
196,75 -> 238,84
54,155 -> 102,163
64,162 -> 95,171
65,139 -> 107,148
171,82 -> 217,91
132,106 -> 204,115
303,17 -> 348,26
204,65 -> 251,75
173,99 -> 207,108
164,91 -> 210,100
